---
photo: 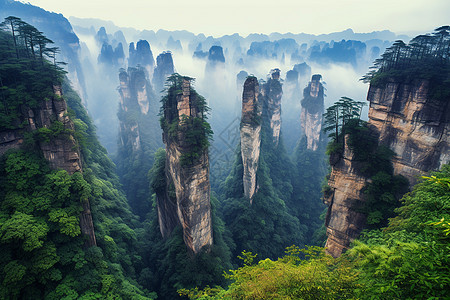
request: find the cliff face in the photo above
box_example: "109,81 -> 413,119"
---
263,70 -> 283,146
240,77 -> 262,201
153,51 -> 174,93
300,74 -> 324,151
160,78 -> 213,253
367,79 -> 450,184
324,136 -> 369,258
324,78 -> 450,257
0,86 -> 96,247
118,67 -> 152,152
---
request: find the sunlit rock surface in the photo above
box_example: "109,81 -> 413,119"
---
325,78 -> 450,257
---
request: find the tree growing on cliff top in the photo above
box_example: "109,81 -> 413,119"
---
361,26 -> 450,85
323,97 -> 365,149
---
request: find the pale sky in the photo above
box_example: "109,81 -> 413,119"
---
22,0 -> 449,37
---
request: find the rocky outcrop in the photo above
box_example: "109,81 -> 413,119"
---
300,74 -> 324,151
160,78 -> 213,253
129,40 -> 155,77
367,79 -> 449,184
261,69 -> 282,146
118,67 -> 152,152
153,51 -> 174,93
324,136 -> 369,258
240,76 -> 261,202
0,86 -> 96,247
37,86 -> 82,174
324,78 -> 450,257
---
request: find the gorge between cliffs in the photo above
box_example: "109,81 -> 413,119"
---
0,8 -> 448,299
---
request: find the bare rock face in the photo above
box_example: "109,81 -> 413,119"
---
38,87 -> 82,174
153,51 -> 175,93
263,70 -> 283,146
300,74 -> 324,151
240,76 -> 262,202
324,78 -> 449,257
367,79 -> 450,184
118,68 -> 152,153
0,86 -> 96,247
324,136 -> 369,258
160,78 -> 213,253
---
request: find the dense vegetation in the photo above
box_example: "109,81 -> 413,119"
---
135,78 -> 232,299
0,18 -> 153,299
159,73 -> 213,166
181,165 -> 450,299
361,26 -> 450,100
114,66 -> 162,219
221,77 -> 326,262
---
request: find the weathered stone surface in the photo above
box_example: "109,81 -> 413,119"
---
240,77 -> 261,201
367,79 -> 450,184
324,136 -> 369,257
324,78 -> 450,257
160,79 -> 213,253
300,74 -> 324,151
118,68 -> 152,153
0,86 -> 96,247
263,71 -> 283,146
153,51 -> 174,93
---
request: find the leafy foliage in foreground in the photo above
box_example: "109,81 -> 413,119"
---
180,165 -> 450,299
179,246 -> 359,299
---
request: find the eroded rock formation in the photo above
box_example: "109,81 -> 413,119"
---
325,78 -> 450,257
300,74 -> 325,151
262,69 -> 283,146
118,67 -> 152,153
153,51 -> 174,93
367,79 -> 449,184
240,76 -> 261,201
0,86 -> 96,247
159,77 -> 213,253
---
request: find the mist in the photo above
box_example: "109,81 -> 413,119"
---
71,20 -> 392,164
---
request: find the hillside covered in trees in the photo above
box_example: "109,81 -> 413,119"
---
0,14 -> 449,300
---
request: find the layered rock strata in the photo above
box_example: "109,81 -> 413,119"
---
367,79 -> 449,184
160,78 -> 213,253
240,77 -> 262,202
300,74 -> 325,151
325,78 -> 450,257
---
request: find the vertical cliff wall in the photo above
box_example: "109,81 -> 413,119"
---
263,69 -> 283,146
159,77 -> 213,253
153,51 -> 175,93
240,76 -> 262,201
367,79 -> 450,184
300,74 -> 325,151
0,86 -> 96,247
118,68 -> 149,153
325,78 -> 450,257
116,65 -> 162,218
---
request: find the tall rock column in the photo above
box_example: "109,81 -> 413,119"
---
324,78 -> 450,257
300,74 -> 324,151
240,76 -> 261,202
160,76 -> 213,253
264,69 -> 283,146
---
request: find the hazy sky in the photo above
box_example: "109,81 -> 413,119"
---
23,0 -> 449,36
